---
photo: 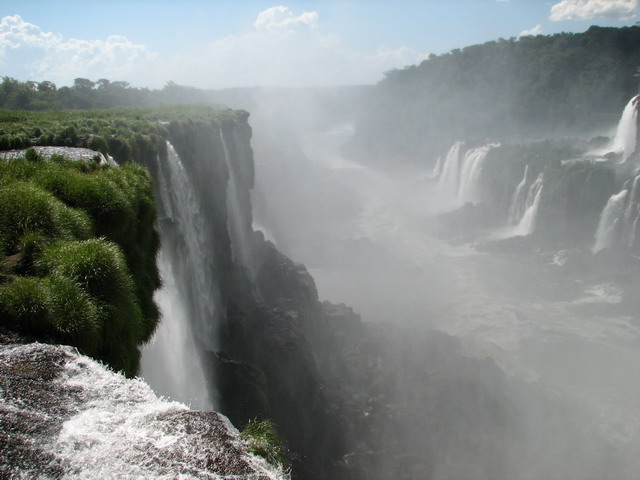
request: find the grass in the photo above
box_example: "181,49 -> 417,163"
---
241,419 -> 290,470
0,150 -> 159,376
0,106 -> 244,374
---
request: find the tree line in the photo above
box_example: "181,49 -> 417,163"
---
0,77 -> 217,111
348,25 -> 640,166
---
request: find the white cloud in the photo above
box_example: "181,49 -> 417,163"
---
254,5 -> 318,31
0,8 -> 430,88
0,14 -> 157,84
519,24 -> 543,36
550,0 -> 638,21
171,6 -> 429,88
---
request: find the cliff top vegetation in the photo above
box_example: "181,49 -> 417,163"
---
348,25 -> 640,165
0,106 -> 249,377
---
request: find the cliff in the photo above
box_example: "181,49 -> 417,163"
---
0,107 -> 355,478
0,107 -> 590,480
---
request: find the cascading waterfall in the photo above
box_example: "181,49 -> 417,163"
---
457,143 -> 496,203
141,142 -> 217,410
513,173 -> 543,236
428,156 -> 443,179
437,141 -> 497,204
592,174 -> 640,252
438,141 -> 464,199
622,175 -> 640,246
611,95 -> 639,162
593,190 -> 628,252
508,165 -> 530,225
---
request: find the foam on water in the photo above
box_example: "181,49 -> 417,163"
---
1,343 -> 287,480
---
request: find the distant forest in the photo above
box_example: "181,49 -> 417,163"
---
348,25 -> 640,166
3,25 -> 640,168
0,77 -> 219,111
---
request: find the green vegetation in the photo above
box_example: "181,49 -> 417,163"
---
0,77 -> 218,112
240,419 -> 290,470
0,106 -> 247,375
0,150 -> 159,376
349,25 -> 640,165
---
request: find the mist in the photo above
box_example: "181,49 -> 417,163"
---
207,69 -> 640,478
3,3 -> 640,479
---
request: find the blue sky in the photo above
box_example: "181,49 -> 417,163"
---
1,0 -> 638,89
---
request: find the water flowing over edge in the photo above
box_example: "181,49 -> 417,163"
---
141,141 -> 217,411
611,95 -> 639,162
0,342 -> 286,480
437,142 -> 498,205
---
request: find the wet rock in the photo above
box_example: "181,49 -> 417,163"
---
0,341 -> 286,479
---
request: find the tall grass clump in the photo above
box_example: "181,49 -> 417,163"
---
0,277 -> 51,334
0,150 -> 159,376
38,238 -> 144,375
0,182 -> 93,255
241,419 -> 290,470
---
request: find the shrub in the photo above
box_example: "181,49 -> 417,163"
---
34,166 -> 133,241
48,274 -> 102,355
37,238 -> 144,375
0,277 -> 50,334
24,148 -> 42,162
16,232 -> 52,275
88,135 -> 108,155
241,419 -> 290,470
0,181 -> 93,255
0,182 -> 59,253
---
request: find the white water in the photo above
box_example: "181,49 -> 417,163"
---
141,142 -> 217,410
437,141 -> 464,200
141,249 -> 212,410
437,141 -> 497,205
1,343 -> 286,479
593,189 -> 631,252
457,143 -> 496,204
512,173 -> 543,236
611,95 -> 638,162
508,165 -> 530,225
428,156 -> 442,179
220,128 -> 255,275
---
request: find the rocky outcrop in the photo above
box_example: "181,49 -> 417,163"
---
0,332 -> 285,479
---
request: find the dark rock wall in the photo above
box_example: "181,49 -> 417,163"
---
160,114 -> 352,478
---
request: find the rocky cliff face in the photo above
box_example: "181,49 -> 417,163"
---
152,114 -> 357,478
2,108 -> 591,480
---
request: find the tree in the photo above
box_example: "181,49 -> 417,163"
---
37,81 -> 57,92
73,78 -> 96,91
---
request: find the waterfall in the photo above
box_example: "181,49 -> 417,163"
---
438,141 -> 464,199
593,189 -> 628,252
458,144 -> 495,203
591,173 -> 640,253
621,175 -> 640,244
611,95 -> 638,162
508,165 -> 530,225
437,141 -> 497,204
514,173 -> 543,236
141,142 -> 217,410
590,171 -> 640,253
428,156 -> 443,179
220,128 -> 255,275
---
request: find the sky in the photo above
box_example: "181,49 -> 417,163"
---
0,0 -> 638,89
